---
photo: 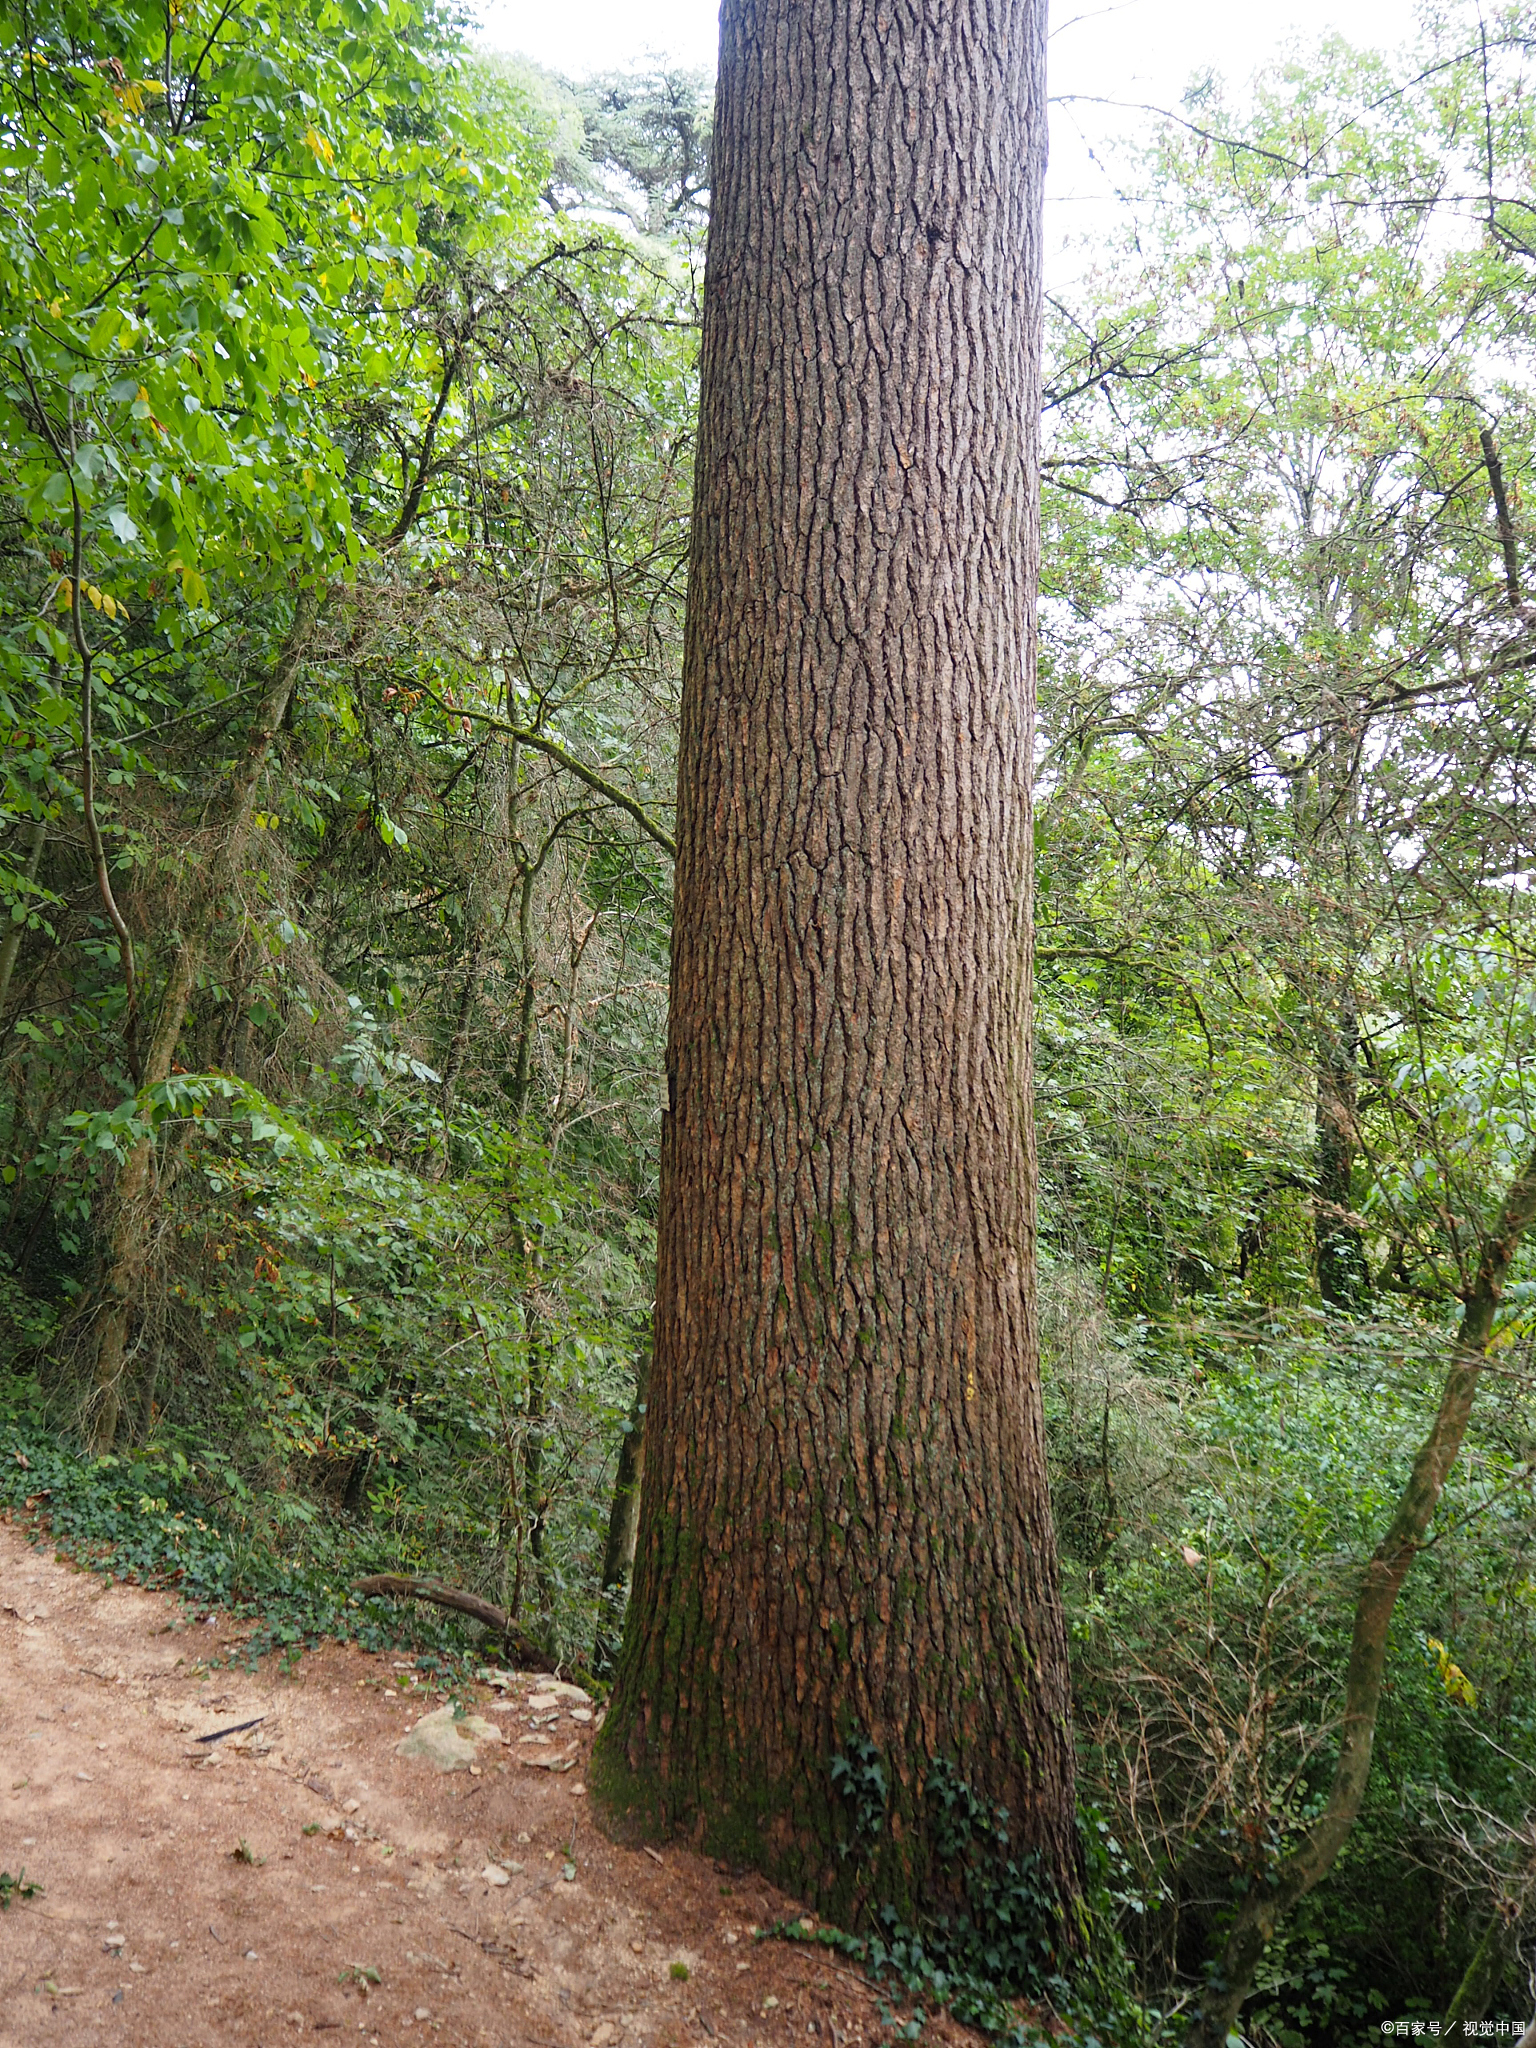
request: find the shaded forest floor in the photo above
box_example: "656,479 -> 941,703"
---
0,1517 -> 980,2048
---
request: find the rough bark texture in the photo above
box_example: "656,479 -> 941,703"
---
1188,1136 -> 1536,2048
592,0 -> 1077,1920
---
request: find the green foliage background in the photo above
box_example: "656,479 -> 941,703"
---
1,6 -> 1535,2043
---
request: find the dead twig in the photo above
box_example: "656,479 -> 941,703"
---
351,1574 -> 557,1673
195,1716 -> 264,1745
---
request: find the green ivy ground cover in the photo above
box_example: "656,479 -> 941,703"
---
0,1378 -> 483,1678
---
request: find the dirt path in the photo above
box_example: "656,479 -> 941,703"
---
0,1517 -> 981,2048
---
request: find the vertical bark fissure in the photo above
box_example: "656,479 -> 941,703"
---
594,0 -> 1076,1917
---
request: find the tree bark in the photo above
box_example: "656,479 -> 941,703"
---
0,816 -> 46,1022
595,1339 -> 651,1675
1303,708 -> 1368,1312
1443,1898 -> 1519,2035
599,1341 -> 649,1597
1315,994 -> 1368,1308
1188,1135 -> 1536,2048
1443,1836 -> 1536,2037
592,0 -> 1077,1922
85,589 -> 319,1451
440,929 -> 484,1118
352,1574 -> 558,1673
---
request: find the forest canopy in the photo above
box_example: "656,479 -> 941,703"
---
1,2 -> 1534,2041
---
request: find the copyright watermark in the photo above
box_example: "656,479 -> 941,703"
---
1379,2027 -> 1527,2039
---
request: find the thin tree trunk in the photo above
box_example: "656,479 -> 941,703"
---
1444,1838 -> 1536,2036
229,1005 -> 252,1082
1188,1136 -> 1536,2048
595,1340 -> 650,1675
84,944 -> 198,1449
522,1344 -> 547,1567
352,1573 -> 559,1673
134,1330 -> 165,1446
549,906 -> 597,1162
1315,995 -> 1368,1307
0,817 -> 46,1021
599,1343 -> 649,1594
593,0 -> 1077,1921
1304,700 -> 1368,1311
438,927 -> 484,1142
512,1224 -> 553,1617
1443,1900 -> 1519,2035
439,745 -> 511,1148
86,590 -> 319,1451
507,858 -> 538,1117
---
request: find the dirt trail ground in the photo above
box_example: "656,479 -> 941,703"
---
0,1516 -> 981,2048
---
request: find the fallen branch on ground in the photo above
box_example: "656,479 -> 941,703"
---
351,1574 -> 559,1674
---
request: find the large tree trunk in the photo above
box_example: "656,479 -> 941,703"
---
85,590 -> 319,1451
592,0 -> 1077,1922
1188,1135 -> 1536,2048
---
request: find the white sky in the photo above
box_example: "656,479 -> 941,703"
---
474,0 -> 1425,261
